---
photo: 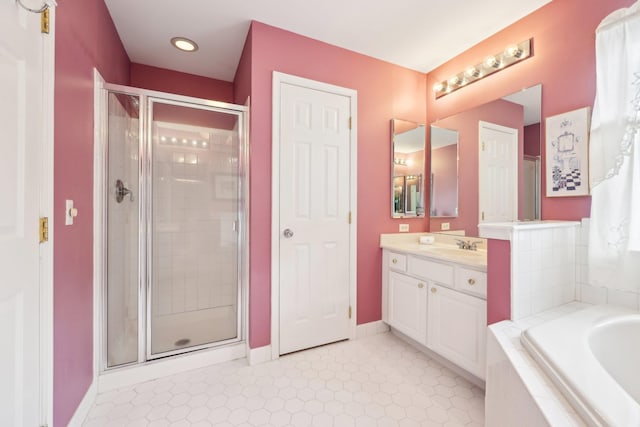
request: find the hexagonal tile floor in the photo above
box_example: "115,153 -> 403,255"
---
83,332 -> 485,426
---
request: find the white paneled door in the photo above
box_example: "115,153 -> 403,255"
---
0,1 -> 51,426
479,121 -> 518,224
278,80 -> 353,355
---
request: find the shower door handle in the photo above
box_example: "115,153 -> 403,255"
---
283,228 -> 294,238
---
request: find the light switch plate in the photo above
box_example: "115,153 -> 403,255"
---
441,222 -> 450,230
65,199 -> 75,226
399,224 -> 409,232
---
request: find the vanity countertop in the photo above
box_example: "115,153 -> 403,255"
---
380,234 -> 487,270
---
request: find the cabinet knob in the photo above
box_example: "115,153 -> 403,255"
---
430,287 -> 437,293
468,278 -> 476,285
392,258 -> 398,264
418,283 -> 424,289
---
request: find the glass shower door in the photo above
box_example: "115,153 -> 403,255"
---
148,99 -> 242,357
106,92 -> 140,368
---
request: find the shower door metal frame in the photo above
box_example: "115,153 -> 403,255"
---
100,83 -> 249,370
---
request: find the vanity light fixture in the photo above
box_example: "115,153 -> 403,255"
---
170,36 -> 199,52
433,38 -> 532,99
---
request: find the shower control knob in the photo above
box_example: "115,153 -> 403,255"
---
283,228 -> 294,238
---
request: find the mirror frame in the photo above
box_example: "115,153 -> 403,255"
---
391,119 -> 426,218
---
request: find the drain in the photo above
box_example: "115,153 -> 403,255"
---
174,338 -> 191,347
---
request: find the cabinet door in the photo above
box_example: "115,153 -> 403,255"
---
427,284 -> 486,379
388,272 -> 427,345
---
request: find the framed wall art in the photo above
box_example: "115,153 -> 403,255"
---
545,107 -> 591,197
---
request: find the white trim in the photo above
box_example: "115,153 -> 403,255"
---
271,72 -> 358,360
98,343 -> 246,392
356,320 -> 390,339
92,68 -> 106,393
248,345 -> 272,366
40,6 -> 56,427
66,380 -> 97,427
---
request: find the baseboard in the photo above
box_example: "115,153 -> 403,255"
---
356,320 -> 390,339
248,344 -> 272,365
67,379 -> 97,427
98,342 -> 246,393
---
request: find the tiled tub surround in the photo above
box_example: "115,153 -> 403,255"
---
479,221 -> 580,320
380,233 -> 488,384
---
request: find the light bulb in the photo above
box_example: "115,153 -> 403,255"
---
505,44 -> 523,58
448,75 -> 461,86
433,82 -> 446,93
484,55 -> 500,68
465,66 -> 481,78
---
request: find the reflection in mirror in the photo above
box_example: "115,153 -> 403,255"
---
430,127 -> 458,217
429,85 -> 541,237
391,119 -> 426,218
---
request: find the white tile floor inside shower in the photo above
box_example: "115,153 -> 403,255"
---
83,332 -> 485,427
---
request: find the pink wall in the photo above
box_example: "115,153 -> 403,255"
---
524,123 -> 541,157
431,144 -> 458,217
130,63 -> 234,103
241,21 -> 427,348
487,239 -> 511,324
429,99 -> 523,236
54,0 -> 130,425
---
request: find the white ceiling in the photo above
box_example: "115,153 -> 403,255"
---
103,0 -> 551,82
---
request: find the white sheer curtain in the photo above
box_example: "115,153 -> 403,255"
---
588,1 -> 640,291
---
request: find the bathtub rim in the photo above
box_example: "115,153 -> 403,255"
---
521,304 -> 640,427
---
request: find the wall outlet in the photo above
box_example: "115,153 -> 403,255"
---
441,222 -> 450,230
399,224 -> 410,232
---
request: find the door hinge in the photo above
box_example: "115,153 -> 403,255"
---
41,8 -> 50,34
348,306 -> 352,319
348,211 -> 352,224
482,141 -> 485,151
482,211 -> 485,221
348,117 -> 352,130
39,217 -> 49,243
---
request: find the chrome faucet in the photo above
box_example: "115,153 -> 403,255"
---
454,238 -> 483,251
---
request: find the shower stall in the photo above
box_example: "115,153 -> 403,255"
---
99,84 -> 248,369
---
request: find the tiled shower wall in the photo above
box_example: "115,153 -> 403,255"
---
152,128 -> 238,317
575,218 -> 640,310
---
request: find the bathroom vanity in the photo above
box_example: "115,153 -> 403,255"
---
381,233 -> 487,380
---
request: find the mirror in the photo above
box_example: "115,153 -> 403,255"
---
430,127 -> 459,217
429,84 -> 541,236
391,119 -> 426,217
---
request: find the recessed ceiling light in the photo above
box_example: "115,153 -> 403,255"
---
171,37 -> 199,52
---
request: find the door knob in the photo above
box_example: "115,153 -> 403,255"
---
283,228 -> 294,238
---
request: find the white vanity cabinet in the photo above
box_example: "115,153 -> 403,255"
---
382,248 -> 487,380
427,283 -> 486,379
388,271 -> 427,345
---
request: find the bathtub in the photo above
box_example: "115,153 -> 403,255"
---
521,305 -> 640,427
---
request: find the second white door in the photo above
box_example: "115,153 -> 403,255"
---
278,80 -> 352,355
478,121 -> 518,223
